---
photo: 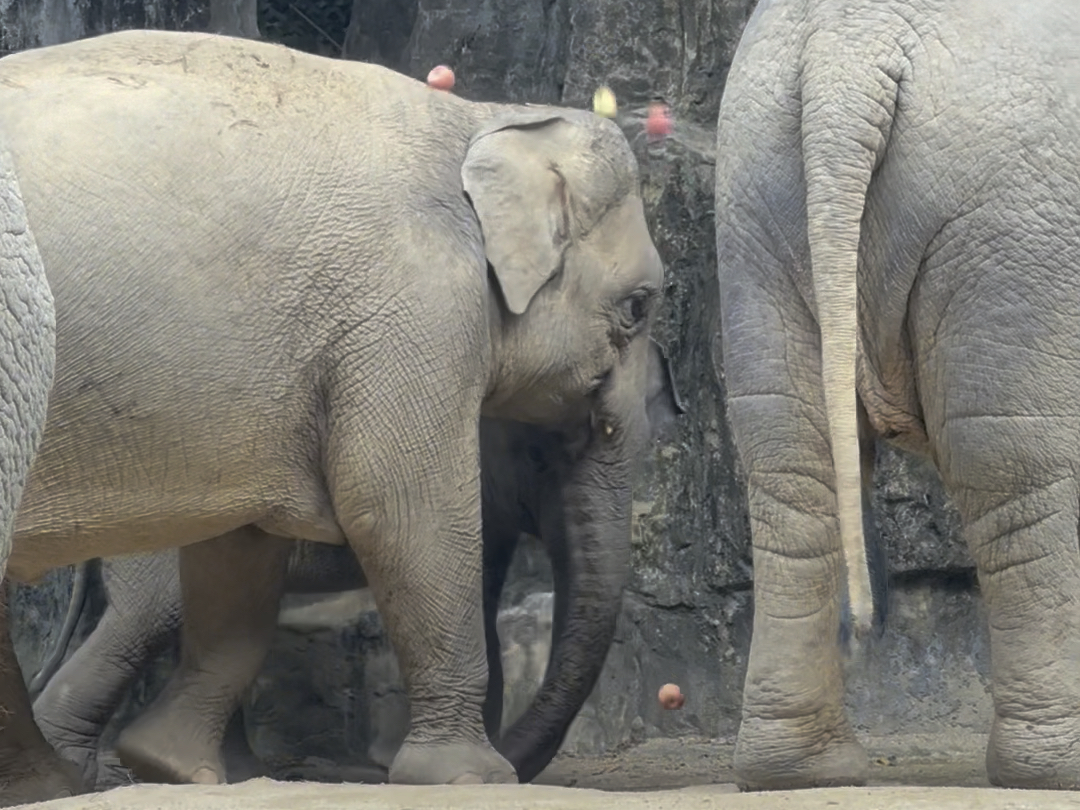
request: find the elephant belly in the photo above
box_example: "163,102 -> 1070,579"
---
8,512 -> 347,587
9,459 -> 346,584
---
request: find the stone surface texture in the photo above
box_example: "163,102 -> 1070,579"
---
17,780 -> 1080,810
4,0 -> 985,780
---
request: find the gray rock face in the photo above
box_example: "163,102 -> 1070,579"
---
403,0 -> 758,123
0,0 -> 207,55
11,566 -> 77,687
6,0 -> 987,777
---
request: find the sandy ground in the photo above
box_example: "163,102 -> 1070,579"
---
20,781 -> 1080,810
17,733 -> 1080,810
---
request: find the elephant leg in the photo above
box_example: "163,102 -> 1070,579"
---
115,527 -> 290,785
0,585 -> 84,807
33,551 -> 182,789
220,708 -> 267,783
925,330 -> 1080,789
721,271 -> 866,790
480,522 -> 519,741
966,477 -> 1080,790
334,415 -> 515,786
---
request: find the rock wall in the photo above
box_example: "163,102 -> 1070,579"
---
0,0 -> 207,54
6,0 -> 990,778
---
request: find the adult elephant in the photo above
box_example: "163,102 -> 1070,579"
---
715,0 -> 1080,793
0,28 -> 668,805
30,403 -> 683,789
0,143 -> 65,800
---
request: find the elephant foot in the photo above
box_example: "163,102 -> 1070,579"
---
733,716 -> 868,791
388,739 -> 517,785
986,715 -> 1080,790
220,711 -> 268,784
222,745 -> 268,784
0,751 -> 84,808
221,741 -> 268,784
115,708 -> 225,786
35,720 -> 100,790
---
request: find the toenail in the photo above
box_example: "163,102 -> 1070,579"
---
449,772 -> 484,785
191,767 -> 220,784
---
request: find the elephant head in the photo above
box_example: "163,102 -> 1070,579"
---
462,108 -> 672,779
463,108 -> 665,442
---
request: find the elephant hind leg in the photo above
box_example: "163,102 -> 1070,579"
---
34,551 -> 184,790
723,287 -> 868,791
922,276 -> 1080,790
115,527 -> 290,785
960,475 -> 1080,789
712,208 -> 875,790
939,424 -> 1080,789
0,585 -> 84,807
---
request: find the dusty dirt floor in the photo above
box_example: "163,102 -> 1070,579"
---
17,733 -> 1080,809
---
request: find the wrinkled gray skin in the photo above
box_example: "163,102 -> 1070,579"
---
0,29 -> 667,804
0,148 -> 64,803
31,397 -> 684,789
715,0 -> 1080,793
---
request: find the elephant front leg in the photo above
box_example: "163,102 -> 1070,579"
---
115,527 -> 290,785
0,585 -> 84,807
220,709 -> 268,783
337,428 -> 516,785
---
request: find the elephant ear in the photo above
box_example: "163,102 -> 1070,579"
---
645,337 -> 686,442
462,112 -> 573,316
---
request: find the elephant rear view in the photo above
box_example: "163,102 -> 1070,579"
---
0,29 -> 667,804
715,0 -> 1080,794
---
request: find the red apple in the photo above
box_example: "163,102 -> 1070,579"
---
658,682 -> 685,710
427,65 -> 455,91
645,101 -> 673,138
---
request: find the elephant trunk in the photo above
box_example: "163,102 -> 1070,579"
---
496,440 -> 632,782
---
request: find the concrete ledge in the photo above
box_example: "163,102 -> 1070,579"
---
19,780 -> 1080,810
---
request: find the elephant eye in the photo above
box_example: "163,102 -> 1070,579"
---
617,290 -> 651,332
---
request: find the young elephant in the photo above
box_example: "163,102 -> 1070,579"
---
715,0 -> 1080,793
31,405 -> 683,789
0,29 -> 667,804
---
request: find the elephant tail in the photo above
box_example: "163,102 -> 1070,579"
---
799,32 -> 902,640
28,561 -> 92,702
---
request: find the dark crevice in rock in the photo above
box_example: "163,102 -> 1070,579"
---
341,0 -> 418,67
889,568 -> 978,592
702,580 -> 752,597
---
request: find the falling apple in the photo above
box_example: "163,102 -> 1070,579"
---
593,85 -> 618,118
658,682 -> 685,710
645,101 -> 674,139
